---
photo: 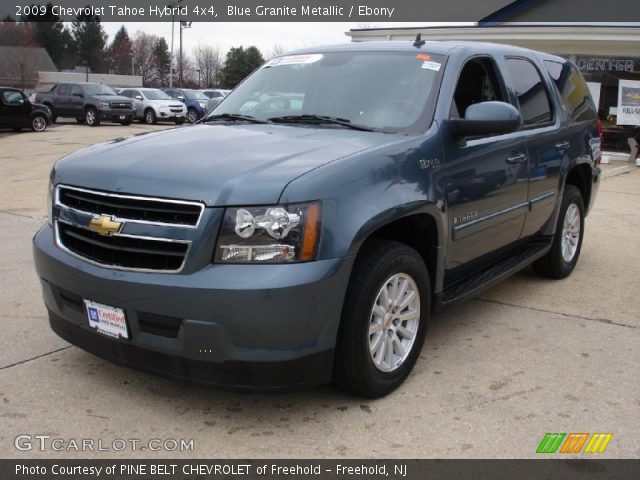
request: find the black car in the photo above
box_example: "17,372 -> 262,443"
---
0,87 -> 51,132
35,83 -> 135,127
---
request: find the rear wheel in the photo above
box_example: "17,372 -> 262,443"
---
533,185 -> 584,279
84,107 -> 100,127
44,105 -> 55,123
144,109 -> 157,125
31,114 -> 47,132
334,240 -> 430,398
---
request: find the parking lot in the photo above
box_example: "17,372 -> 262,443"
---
0,122 -> 639,459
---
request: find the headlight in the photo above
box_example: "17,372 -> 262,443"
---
99,101 -> 110,109
46,181 -> 54,225
214,202 -> 321,263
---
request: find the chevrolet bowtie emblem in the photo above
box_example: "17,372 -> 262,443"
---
89,214 -> 123,236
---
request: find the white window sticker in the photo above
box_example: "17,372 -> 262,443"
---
264,54 -> 324,67
421,60 -> 441,71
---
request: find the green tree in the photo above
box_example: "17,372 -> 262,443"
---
218,46 -> 265,89
20,2 -> 77,69
72,9 -> 107,73
108,25 -> 132,75
152,37 -> 170,86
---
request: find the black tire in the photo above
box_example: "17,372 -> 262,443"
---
186,108 -> 198,123
84,107 -> 100,127
532,185 -> 585,279
31,114 -> 47,132
119,117 -> 133,126
143,109 -> 157,125
175,117 -> 186,125
76,117 -> 84,124
333,239 -> 430,398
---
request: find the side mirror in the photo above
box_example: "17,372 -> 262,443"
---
450,101 -> 521,138
135,95 -> 143,100
177,96 -> 185,101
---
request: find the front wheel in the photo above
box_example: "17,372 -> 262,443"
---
532,185 -> 585,279
186,108 -> 198,123
334,240 -> 430,398
144,109 -> 157,125
84,107 -> 100,127
31,114 -> 47,132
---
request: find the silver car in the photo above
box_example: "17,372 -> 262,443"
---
201,89 -> 231,114
119,88 -> 187,124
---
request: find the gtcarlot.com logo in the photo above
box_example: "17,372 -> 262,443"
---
537,433 -> 613,454
14,434 -> 195,452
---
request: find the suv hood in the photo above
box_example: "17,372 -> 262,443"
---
96,94 -> 132,103
53,124 -> 393,206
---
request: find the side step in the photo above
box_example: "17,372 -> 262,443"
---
441,240 -> 552,305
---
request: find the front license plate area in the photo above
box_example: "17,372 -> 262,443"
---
84,300 -> 129,339
119,115 -> 126,120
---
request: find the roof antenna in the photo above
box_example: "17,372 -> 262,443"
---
413,33 -> 425,48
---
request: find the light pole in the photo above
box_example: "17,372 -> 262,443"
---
168,0 -> 184,87
179,20 -> 192,87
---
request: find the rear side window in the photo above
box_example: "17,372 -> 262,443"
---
70,85 -> 82,96
544,60 -> 596,122
505,58 -> 553,128
2,90 -> 23,104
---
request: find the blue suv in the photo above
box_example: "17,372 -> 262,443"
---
34,41 -> 600,397
161,88 -> 208,123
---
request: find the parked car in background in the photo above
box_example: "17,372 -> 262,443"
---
119,88 -> 187,124
161,88 -> 208,123
35,82 -> 135,126
201,89 -> 231,114
0,86 -> 51,132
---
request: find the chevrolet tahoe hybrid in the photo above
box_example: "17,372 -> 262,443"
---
33,41 -> 601,397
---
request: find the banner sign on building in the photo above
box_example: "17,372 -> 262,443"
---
617,79 -> 640,126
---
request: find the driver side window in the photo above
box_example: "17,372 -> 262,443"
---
452,57 -> 506,119
2,90 -> 24,105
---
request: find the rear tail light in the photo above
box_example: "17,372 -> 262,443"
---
596,118 -> 603,166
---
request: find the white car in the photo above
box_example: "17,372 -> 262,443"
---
119,88 -> 187,124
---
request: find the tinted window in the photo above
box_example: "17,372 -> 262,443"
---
2,90 -> 24,104
84,84 -> 116,96
544,60 -> 596,122
70,85 -> 82,96
58,84 -> 70,96
505,58 -> 553,128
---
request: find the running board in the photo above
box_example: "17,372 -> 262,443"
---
441,240 -> 552,306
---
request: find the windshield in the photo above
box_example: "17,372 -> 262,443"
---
143,89 -> 172,100
210,51 -> 444,132
84,84 -> 116,96
183,89 -> 208,100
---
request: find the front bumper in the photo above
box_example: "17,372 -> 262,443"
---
33,224 -> 354,390
158,108 -> 186,120
98,108 -> 135,122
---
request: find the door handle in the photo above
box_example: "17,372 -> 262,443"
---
506,153 -> 527,164
556,141 -> 570,150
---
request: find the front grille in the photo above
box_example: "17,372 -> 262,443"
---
58,222 -> 189,272
110,102 -> 132,109
58,186 -> 203,227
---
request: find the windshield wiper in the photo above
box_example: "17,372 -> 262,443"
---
202,113 -> 270,124
268,114 -> 375,132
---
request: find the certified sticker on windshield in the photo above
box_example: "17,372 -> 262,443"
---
264,54 -> 323,67
421,60 -> 441,71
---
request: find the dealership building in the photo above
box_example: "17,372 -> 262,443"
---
347,24 -> 640,162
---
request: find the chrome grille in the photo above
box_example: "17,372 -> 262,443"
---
54,185 -> 204,273
58,186 -> 203,227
